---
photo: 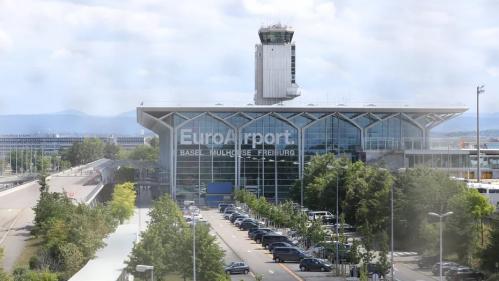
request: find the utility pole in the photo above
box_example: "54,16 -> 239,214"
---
428,212 -> 454,281
192,212 -> 196,281
477,85 -> 484,182
391,182 -> 394,281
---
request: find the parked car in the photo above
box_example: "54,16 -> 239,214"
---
446,267 -> 484,281
254,230 -> 275,243
418,255 -> 439,268
322,215 -> 336,224
230,213 -> 248,223
234,217 -> 246,227
268,242 -> 294,252
240,221 -> 258,231
273,247 -> 308,263
218,203 -> 234,213
308,211 -> 333,221
224,261 -> 249,275
262,234 -> 293,248
248,228 -> 271,238
432,262 -> 461,276
299,258 -> 332,272
223,210 -> 235,219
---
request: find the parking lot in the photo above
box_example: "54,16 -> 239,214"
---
203,209 -> 345,281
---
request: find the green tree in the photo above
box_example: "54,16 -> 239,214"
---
114,167 -> 136,183
127,144 -> 159,161
466,189 -> 495,246
12,267 -> 58,281
103,143 -> 120,160
61,138 -> 105,166
481,219 -> 499,273
56,243 -> 85,279
38,173 -> 49,193
109,182 -> 136,224
32,192 -> 74,236
127,195 -> 227,280
392,168 -> 467,253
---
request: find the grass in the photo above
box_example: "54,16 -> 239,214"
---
14,236 -> 42,269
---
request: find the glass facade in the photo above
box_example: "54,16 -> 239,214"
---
365,114 -> 423,150
304,115 -> 361,162
140,108 -> 464,202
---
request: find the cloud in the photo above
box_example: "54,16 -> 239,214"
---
0,29 -> 12,52
0,0 -> 497,116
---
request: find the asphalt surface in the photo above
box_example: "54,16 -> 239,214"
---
0,159 -> 110,272
203,209 -> 346,281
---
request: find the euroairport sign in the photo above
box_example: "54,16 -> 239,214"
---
178,129 -> 297,157
179,129 -> 295,149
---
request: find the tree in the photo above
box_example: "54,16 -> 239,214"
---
466,189 -> 495,246
127,145 -> 159,161
480,219 -> 499,273
445,189 -> 495,263
38,173 -> 49,193
127,195 -> 227,280
56,243 -> 85,280
104,143 -> 120,160
32,192 -> 74,236
392,168 -> 468,253
61,138 -> 105,166
12,267 -> 58,281
109,182 -> 136,224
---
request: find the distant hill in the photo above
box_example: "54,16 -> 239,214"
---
432,112 -> 499,133
0,110 -> 148,135
0,109 -> 497,136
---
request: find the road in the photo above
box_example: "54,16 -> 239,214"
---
0,159 -> 110,272
203,209 -> 346,281
204,208 -> 447,281
394,258 -> 439,281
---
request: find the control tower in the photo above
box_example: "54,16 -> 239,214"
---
254,24 -> 300,105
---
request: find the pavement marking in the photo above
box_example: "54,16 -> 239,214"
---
278,263 -> 305,281
249,272 -> 255,278
268,270 -> 274,274
247,250 -> 252,253
0,208 -> 24,245
7,209 -> 11,212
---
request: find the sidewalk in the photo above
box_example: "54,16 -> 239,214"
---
69,188 -> 152,281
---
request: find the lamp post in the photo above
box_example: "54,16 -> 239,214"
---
391,181 -> 394,281
476,85 -> 484,182
192,212 -> 196,281
268,158 -> 285,204
428,211 -> 454,281
136,264 -> 154,281
327,163 -> 342,274
293,161 -> 304,208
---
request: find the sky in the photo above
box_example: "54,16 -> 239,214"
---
0,0 -> 498,116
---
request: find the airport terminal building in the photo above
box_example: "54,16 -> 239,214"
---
136,25 -> 467,204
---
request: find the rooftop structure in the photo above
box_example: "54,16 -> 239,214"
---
254,24 -> 300,105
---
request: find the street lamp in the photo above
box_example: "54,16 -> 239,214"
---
327,163 -> 347,274
192,212 -> 197,281
428,211 -> 454,281
268,158 -> 285,204
252,157 -> 265,197
293,161 -> 304,208
476,85 -> 484,183
136,264 -> 154,281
